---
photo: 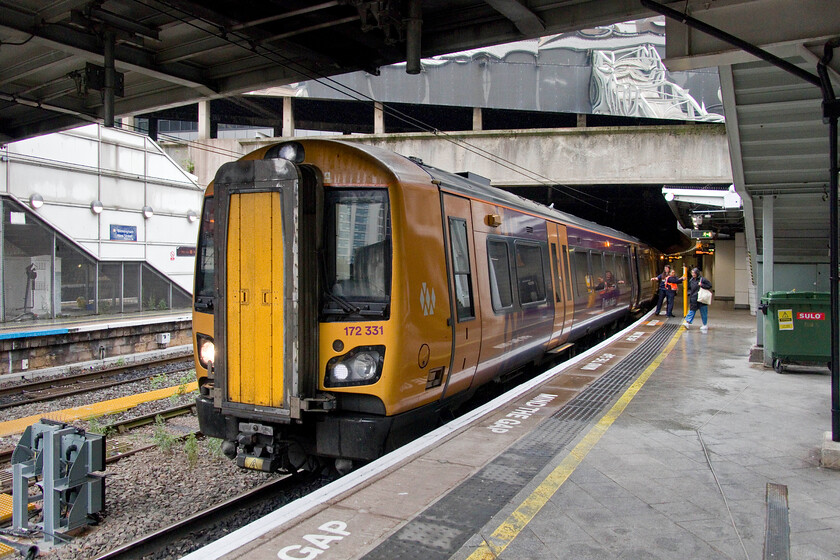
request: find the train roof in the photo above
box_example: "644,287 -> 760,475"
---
418,161 -> 644,245
297,139 -> 645,246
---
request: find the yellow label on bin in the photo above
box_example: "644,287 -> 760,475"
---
778,309 -> 794,330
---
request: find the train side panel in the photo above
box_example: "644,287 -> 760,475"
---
469,199 -> 554,387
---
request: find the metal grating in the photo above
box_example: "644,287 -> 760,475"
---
363,323 -> 679,560
764,483 -> 790,560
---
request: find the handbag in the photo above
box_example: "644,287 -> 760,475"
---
697,286 -> 712,305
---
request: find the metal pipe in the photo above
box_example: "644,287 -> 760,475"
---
818,39 -> 840,442
104,30 -> 116,128
640,0 -> 821,88
405,0 -> 422,75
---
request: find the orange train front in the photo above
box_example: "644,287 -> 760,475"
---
192,139 -> 659,472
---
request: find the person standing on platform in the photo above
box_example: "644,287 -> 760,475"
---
663,267 -> 680,317
682,267 -> 712,332
651,265 -> 671,316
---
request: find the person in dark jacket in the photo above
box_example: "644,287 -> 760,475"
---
651,265 -> 671,316
682,267 -> 712,332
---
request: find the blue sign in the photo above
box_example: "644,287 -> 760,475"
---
110,224 -> 137,241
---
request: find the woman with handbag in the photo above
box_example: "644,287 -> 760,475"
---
682,267 -> 713,332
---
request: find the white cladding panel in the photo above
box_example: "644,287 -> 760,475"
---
10,164 -> 98,204
100,141 -> 145,177
146,215 -> 199,244
98,243 -> 145,260
100,176 -> 146,209
37,206 -> 99,241
11,127 -> 99,168
146,184 -> 202,216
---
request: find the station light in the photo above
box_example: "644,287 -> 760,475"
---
29,193 -> 43,209
187,210 -> 198,222
142,206 -> 154,219
91,200 -> 103,214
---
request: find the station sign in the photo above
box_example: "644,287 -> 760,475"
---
109,224 -> 137,241
176,246 -> 197,257
690,230 -> 715,239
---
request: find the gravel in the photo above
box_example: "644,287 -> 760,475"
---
0,369 -> 197,451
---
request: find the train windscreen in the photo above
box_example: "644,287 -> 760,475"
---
323,189 -> 391,318
194,196 -> 215,312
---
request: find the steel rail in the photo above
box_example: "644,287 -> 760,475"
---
93,473 -> 315,560
0,356 -> 193,409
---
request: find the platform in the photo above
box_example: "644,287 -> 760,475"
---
0,310 -> 192,378
185,302 -> 840,560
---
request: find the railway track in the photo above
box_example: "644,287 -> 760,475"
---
0,403 -> 198,493
0,355 -> 193,410
94,472 -> 323,560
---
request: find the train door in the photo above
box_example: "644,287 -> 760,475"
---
441,194 -> 482,397
630,246 -> 641,309
213,157 -> 318,421
547,222 -> 572,348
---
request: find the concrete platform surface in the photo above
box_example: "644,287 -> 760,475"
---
454,302 -> 840,559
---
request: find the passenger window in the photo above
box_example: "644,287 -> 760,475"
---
571,250 -> 589,298
550,243 -> 562,302
616,254 -> 630,286
515,242 -> 546,305
487,240 -> 513,310
448,218 -> 474,321
590,251 -> 604,291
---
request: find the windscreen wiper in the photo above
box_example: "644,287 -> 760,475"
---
324,291 -> 360,315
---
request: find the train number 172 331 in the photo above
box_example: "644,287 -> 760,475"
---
343,326 -> 384,336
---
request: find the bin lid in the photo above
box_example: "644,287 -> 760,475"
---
760,291 -> 829,303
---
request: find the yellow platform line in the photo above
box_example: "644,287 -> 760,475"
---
0,381 -> 198,438
466,327 -> 685,560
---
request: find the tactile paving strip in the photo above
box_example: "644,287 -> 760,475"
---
363,323 -> 679,560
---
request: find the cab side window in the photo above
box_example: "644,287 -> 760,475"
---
449,218 -> 474,321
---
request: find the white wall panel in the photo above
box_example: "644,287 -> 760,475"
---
11,126 -> 99,167
100,142 -> 145,177
11,165 -> 98,204
146,215 -> 200,245
101,126 -> 146,149
37,205 -> 99,242
100,176 -> 146,209
146,184 -> 202,215
99,243 -> 145,260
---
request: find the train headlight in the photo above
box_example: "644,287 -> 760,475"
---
350,352 -> 377,380
333,363 -> 350,382
196,334 -> 215,370
326,346 -> 385,387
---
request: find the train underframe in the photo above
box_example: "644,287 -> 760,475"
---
195,388 -> 459,473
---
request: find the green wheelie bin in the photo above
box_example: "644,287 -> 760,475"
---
760,291 -> 831,373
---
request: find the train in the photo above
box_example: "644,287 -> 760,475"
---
192,139 -> 661,473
